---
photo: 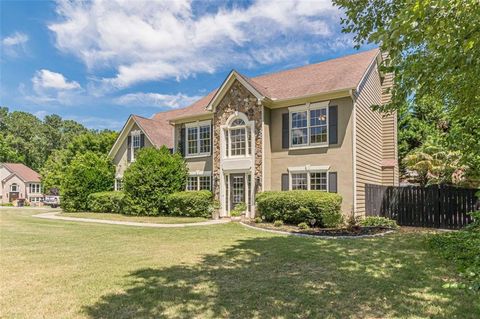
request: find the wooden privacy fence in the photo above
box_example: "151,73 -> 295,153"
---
365,184 -> 479,229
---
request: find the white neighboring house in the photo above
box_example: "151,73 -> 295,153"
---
0,163 -> 43,206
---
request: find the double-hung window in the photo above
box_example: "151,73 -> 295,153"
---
290,103 -> 328,148
289,166 -> 328,191
130,130 -> 142,161
29,183 -> 41,193
225,117 -> 251,158
186,172 -> 212,191
185,121 -> 211,157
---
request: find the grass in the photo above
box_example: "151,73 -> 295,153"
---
1,208 -> 479,318
58,212 -> 208,224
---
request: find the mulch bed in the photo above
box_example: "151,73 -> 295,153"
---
244,222 -> 394,237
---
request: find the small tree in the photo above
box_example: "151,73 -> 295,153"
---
61,152 -> 114,212
122,146 -> 188,216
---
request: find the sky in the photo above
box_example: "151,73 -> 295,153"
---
0,0 -> 372,131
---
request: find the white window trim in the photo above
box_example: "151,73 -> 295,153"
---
115,178 -> 123,191
130,130 -> 141,162
186,171 -> 212,191
10,183 -> 18,192
185,120 -> 212,158
288,165 -> 329,191
289,101 -> 329,149
29,183 -> 41,194
223,112 -> 253,159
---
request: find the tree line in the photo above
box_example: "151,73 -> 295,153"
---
0,107 -> 118,194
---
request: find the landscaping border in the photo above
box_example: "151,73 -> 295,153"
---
33,212 -> 229,228
240,222 -> 396,239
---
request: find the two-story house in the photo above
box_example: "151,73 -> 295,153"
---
0,163 -> 43,206
108,49 -> 398,218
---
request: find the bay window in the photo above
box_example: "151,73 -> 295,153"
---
290,103 -> 328,147
185,121 -> 211,157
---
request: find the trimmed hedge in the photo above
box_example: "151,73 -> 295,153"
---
87,191 -> 125,213
256,191 -> 343,227
166,190 -> 213,218
359,216 -> 399,229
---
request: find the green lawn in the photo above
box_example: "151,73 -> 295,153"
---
1,208 -> 478,318
58,212 -> 208,224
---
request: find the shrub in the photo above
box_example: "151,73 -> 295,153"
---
61,152 -> 114,212
359,216 -> 399,229
256,191 -> 343,227
231,202 -> 247,217
273,220 -> 284,227
297,222 -> 309,230
166,190 -> 213,218
254,217 -> 262,223
123,147 -> 188,216
466,211 -> 480,231
88,191 -> 125,213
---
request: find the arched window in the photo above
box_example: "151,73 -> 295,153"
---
225,114 -> 251,157
10,183 -> 18,192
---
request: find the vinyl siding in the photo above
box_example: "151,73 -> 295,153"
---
354,62 -> 384,215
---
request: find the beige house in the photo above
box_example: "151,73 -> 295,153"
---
109,49 -> 398,217
0,163 -> 43,206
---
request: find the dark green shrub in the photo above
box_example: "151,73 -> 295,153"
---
359,216 -> 398,229
298,222 -> 309,230
466,211 -> 480,231
123,147 -> 188,216
88,191 -> 125,213
273,220 -> 284,227
166,190 -> 213,218
231,202 -> 247,217
254,217 -> 262,223
256,191 -> 343,227
61,152 -> 114,212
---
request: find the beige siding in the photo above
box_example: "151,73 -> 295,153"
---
113,123 -> 154,178
354,62 -> 384,215
269,97 -> 354,213
1,175 -> 25,204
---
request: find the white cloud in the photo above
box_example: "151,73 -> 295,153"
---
49,0 -> 344,90
2,32 -> 29,56
27,69 -> 82,105
114,92 -> 201,109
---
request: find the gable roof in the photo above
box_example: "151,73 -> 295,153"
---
1,163 -> 41,183
113,49 -> 380,149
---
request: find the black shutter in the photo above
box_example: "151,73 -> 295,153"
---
179,127 -> 185,156
281,174 -> 289,191
140,133 -> 145,147
127,135 -> 132,162
282,113 -> 289,149
329,105 -> 338,145
210,124 -> 213,153
328,172 -> 337,193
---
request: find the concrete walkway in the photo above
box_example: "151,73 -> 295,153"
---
33,212 -> 230,228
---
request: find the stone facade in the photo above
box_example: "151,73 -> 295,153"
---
212,80 -> 263,201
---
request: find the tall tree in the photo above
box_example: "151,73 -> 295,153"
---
333,0 -> 480,181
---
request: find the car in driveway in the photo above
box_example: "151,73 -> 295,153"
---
43,195 -> 60,208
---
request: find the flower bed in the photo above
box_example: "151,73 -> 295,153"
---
244,221 -> 395,237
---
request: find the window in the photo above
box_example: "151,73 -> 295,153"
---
185,121 -> 211,157
186,173 -> 212,191
310,172 -> 327,191
10,183 -> 18,192
291,173 -> 308,190
290,103 -> 328,147
225,115 -> 251,158
130,130 -> 142,161
29,183 -> 41,193
115,178 -> 123,191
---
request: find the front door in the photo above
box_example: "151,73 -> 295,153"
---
230,174 -> 245,210
9,192 -> 19,202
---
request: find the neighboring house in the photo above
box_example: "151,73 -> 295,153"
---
109,49 -> 398,217
0,163 -> 43,206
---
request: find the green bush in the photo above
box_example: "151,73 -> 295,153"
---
427,229 -> 480,292
254,217 -> 262,223
273,220 -> 284,227
231,202 -> 247,217
88,191 -> 125,213
123,147 -> 188,216
359,216 -> 399,229
466,211 -> 480,231
166,190 -> 213,218
256,191 -> 343,227
298,222 -> 309,230
61,152 -> 114,212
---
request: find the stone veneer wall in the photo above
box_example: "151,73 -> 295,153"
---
213,80 -> 263,201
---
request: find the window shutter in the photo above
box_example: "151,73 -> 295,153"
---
282,113 -> 289,149
210,124 -> 213,152
140,133 -> 145,147
127,135 -> 132,162
179,127 -> 185,156
328,172 -> 337,193
281,173 -> 289,191
328,105 -> 338,145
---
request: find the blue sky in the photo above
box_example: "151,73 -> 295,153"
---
1,0 -> 370,131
